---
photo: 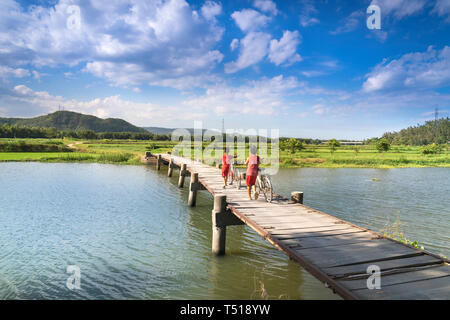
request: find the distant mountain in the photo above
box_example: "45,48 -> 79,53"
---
0,111 -> 146,133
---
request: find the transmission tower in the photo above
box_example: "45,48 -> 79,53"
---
435,106 -> 439,123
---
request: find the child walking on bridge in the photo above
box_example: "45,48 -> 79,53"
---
245,145 -> 260,200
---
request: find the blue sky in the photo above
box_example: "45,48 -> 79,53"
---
0,0 -> 449,139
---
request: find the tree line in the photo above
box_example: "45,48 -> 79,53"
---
378,118 -> 449,146
0,124 -> 171,140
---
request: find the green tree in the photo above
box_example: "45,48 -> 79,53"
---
376,138 -> 391,153
286,138 -> 304,155
327,139 -> 340,154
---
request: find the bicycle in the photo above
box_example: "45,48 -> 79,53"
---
255,168 -> 273,203
228,161 -> 242,189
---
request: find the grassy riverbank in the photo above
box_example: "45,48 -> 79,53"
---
0,138 -> 449,168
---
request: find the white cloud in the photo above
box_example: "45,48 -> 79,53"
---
0,66 -> 30,79
268,30 -> 302,66
32,70 -> 41,81
370,0 -> 426,19
299,1 -> 319,27
2,84 -> 205,126
253,0 -> 278,16
330,11 -> 364,35
363,46 -> 450,92
0,0 -> 224,89
183,75 -> 300,115
311,104 -> 330,115
301,71 -> 326,78
230,38 -> 239,51
201,1 -> 222,21
432,0 -> 450,22
224,32 -> 271,73
231,9 -> 271,32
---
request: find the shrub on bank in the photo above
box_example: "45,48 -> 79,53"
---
0,141 -> 72,152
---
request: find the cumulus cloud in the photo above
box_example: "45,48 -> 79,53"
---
231,9 -> 271,32
253,0 -> 278,16
224,32 -> 271,73
201,1 -> 222,21
183,75 -> 300,115
0,84 -> 205,126
363,46 -> 450,92
0,0 -> 224,88
268,30 -> 302,66
227,5 -> 302,73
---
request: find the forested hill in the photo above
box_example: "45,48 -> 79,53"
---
381,118 -> 449,145
0,111 -> 146,133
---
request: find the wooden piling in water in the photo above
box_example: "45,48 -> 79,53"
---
211,194 -> 245,256
178,163 -> 187,188
156,154 -> 162,170
291,191 -> 304,204
188,172 -> 199,207
168,158 -> 174,177
212,194 -> 227,255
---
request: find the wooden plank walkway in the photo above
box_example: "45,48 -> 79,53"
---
147,153 -> 450,300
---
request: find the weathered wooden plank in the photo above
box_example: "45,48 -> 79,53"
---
274,229 -> 366,241
338,264 -> 450,291
324,254 -> 443,278
352,273 -> 450,300
294,239 -> 418,268
278,231 -> 374,249
269,224 -> 355,234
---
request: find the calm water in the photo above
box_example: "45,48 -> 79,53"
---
0,163 -> 448,300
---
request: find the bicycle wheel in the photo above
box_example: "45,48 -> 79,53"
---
262,176 -> 273,203
228,164 -> 236,185
254,176 -> 261,199
235,168 -> 241,189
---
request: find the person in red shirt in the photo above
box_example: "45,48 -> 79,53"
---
221,147 -> 236,188
245,145 -> 260,200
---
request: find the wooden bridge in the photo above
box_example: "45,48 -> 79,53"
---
143,153 -> 450,300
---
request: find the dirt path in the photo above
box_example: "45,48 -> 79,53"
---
67,141 -> 83,149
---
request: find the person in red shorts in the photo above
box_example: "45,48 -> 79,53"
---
245,145 -> 260,200
221,147 -> 236,188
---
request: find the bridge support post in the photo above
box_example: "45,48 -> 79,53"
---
156,154 -> 162,170
188,172 -> 199,207
291,191 -> 304,204
178,164 -> 187,188
212,194 -> 245,256
168,158 -> 174,177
